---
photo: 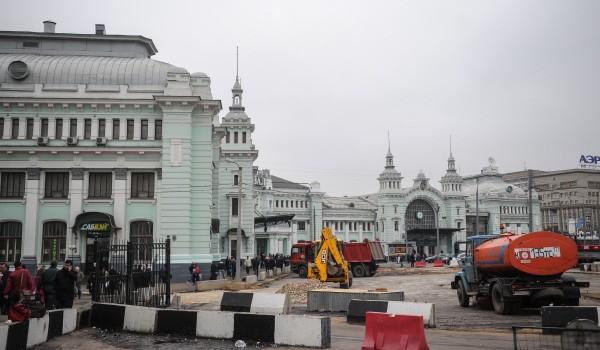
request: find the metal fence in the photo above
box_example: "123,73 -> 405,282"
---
90,238 -> 171,307
512,324 -> 600,350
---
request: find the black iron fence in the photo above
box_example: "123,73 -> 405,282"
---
90,237 -> 171,307
512,323 -> 600,350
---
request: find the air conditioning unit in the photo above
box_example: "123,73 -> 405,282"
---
37,136 -> 49,145
66,137 -> 78,145
96,137 -> 107,145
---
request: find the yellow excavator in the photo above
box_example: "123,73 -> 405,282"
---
307,227 -> 353,288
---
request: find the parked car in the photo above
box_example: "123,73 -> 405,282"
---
456,252 -> 466,264
425,253 -> 452,263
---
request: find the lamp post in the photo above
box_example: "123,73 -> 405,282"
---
435,205 -> 440,255
225,158 -> 242,282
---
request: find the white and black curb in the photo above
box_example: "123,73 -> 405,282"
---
541,306 -> 600,328
347,299 -> 436,327
91,303 -> 330,348
220,291 -> 291,314
0,308 -> 78,350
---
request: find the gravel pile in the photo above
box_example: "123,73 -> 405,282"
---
276,279 -> 328,303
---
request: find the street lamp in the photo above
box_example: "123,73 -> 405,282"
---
224,158 -> 242,282
435,204 -> 440,255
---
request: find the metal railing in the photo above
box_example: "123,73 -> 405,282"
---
512,324 -> 600,350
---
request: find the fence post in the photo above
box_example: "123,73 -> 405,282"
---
126,240 -> 133,305
93,239 -> 100,302
166,236 -> 171,306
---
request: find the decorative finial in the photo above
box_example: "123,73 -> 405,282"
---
387,131 -> 390,152
236,46 -> 239,82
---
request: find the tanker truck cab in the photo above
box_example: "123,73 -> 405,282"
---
451,231 -> 589,315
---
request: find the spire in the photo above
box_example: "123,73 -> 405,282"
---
230,46 -> 244,112
441,137 -> 463,192
236,46 -> 239,83
378,138 -> 403,193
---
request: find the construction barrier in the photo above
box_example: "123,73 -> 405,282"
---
348,300 -> 436,327
415,261 -> 426,268
433,260 -> 443,267
220,291 -> 290,314
0,308 -> 78,350
361,312 -> 429,350
308,289 -> 404,312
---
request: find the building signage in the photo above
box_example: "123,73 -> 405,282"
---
580,155 -> 600,170
79,223 -> 111,231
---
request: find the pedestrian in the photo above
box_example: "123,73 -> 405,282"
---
230,257 -> 236,280
159,265 -> 172,284
33,265 -> 46,303
225,257 -> 231,277
217,260 -> 226,280
75,266 -> 84,299
209,262 -> 218,280
3,261 -> 33,316
244,256 -> 252,275
54,260 -> 78,309
252,257 -> 260,276
0,263 -> 10,314
187,262 -> 195,284
409,252 -> 415,267
399,255 -> 404,267
38,260 -> 59,310
192,263 -> 201,283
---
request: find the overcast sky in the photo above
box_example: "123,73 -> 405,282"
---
3,1 -> 599,196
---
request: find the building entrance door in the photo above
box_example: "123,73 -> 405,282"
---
256,238 -> 267,256
85,233 -> 110,274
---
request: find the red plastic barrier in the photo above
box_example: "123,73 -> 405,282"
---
433,260 -> 443,267
415,261 -> 426,268
362,312 -> 429,350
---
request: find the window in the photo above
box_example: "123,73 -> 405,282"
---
26,118 -> 33,139
298,221 -> 306,230
234,132 -> 238,143
55,118 -> 63,139
242,132 -> 247,143
155,120 -> 162,140
0,172 -> 25,198
0,118 -> 3,138
44,172 -> 69,198
234,174 -> 239,186
141,119 -> 148,140
232,197 -> 239,216
70,119 -> 77,137
11,118 -> 18,139
0,221 -> 22,262
84,118 -> 91,139
112,119 -> 120,139
98,119 -> 106,137
130,221 -> 153,261
41,118 -> 48,137
131,172 -> 154,198
88,172 -> 112,198
394,221 -> 399,231
41,221 -> 66,262
126,119 -> 134,139
226,131 -> 230,143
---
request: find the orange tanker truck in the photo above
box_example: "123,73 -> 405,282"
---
451,229 -> 589,315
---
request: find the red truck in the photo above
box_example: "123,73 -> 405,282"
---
290,239 -> 386,278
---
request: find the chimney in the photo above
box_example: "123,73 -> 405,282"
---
95,24 -> 106,35
43,20 -> 56,33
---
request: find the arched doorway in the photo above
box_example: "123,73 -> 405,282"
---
405,199 -> 437,255
72,212 -> 119,274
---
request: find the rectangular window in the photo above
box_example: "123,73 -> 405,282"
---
155,120 -> 162,140
0,172 -> 26,198
226,131 -> 230,143
298,221 -> 306,230
41,118 -> 49,137
0,221 -> 22,262
70,119 -> 77,137
112,119 -> 120,139
394,221 -> 399,231
42,221 -> 66,262
26,118 -> 34,139
234,174 -> 239,186
84,118 -> 91,139
88,172 -> 112,198
232,197 -> 239,216
44,172 -> 69,198
126,119 -> 134,139
242,132 -> 247,143
11,118 -> 19,139
131,172 -> 154,198
0,118 -> 4,138
130,221 -> 153,261
234,132 -> 238,143
55,119 -> 63,139
141,119 -> 148,140
98,119 -> 106,137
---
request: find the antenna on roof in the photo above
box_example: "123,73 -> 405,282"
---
236,46 -> 239,82
450,134 -> 452,155
387,130 -> 391,152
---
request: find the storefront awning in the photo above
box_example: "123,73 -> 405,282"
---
72,212 -> 119,233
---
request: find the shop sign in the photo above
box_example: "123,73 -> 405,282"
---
580,155 -> 600,170
80,223 -> 111,231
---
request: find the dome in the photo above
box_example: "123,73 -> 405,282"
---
191,72 -> 208,78
0,54 -> 183,85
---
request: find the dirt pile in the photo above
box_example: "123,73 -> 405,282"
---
276,279 -> 328,303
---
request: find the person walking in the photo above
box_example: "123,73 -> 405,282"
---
187,262 -> 195,284
230,257 -> 236,280
75,266 -> 84,299
3,261 -> 33,315
409,252 -> 415,267
38,260 -> 59,309
252,256 -> 260,276
0,263 -> 10,315
54,260 -> 78,309
244,257 -> 252,275
217,260 -> 226,280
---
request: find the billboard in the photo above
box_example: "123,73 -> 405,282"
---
580,154 -> 600,170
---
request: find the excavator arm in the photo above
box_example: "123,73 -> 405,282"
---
307,227 -> 352,288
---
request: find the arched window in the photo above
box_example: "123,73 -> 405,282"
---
42,221 -> 67,262
0,221 -> 22,262
130,221 -> 153,262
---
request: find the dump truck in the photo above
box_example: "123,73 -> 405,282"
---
290,236 -> 385,278
307,227 -> 352,288
451,230 -> 589,315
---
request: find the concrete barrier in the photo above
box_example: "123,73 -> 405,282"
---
124,305 -> 157,333
449,259 -> 459,267
275,314 -> 330,348
27,316 -> 49,348
347,300 -> 436,327
541,306 -> 600,328
267,270 -> 274,277
283,265 -> 291,273
275,267 -> 281,275
308,289 -> 404,312
245,275 -> 257,283
258,271 -> 266,281
197,310 -> 234,339
220,291 -> 290,314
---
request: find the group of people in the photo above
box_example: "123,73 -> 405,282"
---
190,253 -> 291,282
0,260 -> 83,318
402,252 -> 429,267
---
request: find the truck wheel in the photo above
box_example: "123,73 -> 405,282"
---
352,264 -> 366,278
457,280 -> 469,307
298,265 -> 308,278
492,283 -> 511,315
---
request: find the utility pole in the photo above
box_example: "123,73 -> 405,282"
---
475,177 -> 479,236
528,169 -> 533,232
